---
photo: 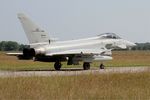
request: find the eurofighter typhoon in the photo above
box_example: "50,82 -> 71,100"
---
7,13 -> 136,70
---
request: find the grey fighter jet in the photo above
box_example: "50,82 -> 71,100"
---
7,13 -> 136,70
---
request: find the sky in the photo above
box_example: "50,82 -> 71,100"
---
0,0 -> 150,44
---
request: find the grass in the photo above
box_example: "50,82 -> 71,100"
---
0,52 -> 52,70
0,51 -> 150,70
0,72 -> 150,100
94,50 -> 150,67
0,51 -> 150,100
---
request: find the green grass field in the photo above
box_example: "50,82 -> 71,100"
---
103,50 -> 150,67
0,72 -> 150,100
0,51 -> 150,100
0,51 -> 150,70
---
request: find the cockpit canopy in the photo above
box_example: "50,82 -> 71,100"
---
98,33 -> 121,39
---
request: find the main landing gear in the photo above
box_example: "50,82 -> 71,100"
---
54,61 -> 104,70
83,62 -> 90,70
83,62 -> 105,70
54,61 -> 62,70
100,63 -> 105,69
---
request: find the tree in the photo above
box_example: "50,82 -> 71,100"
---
18,44 -> 30,51
5,41 -> 19,51
0,41 -> 19,51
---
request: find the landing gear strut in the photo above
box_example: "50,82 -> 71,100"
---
83,62 -> 90,70
100,63 -> 105,69
54,61 -> 62,70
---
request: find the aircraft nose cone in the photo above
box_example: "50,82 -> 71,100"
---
127,41 -> 136,47
132,43 -> 136,46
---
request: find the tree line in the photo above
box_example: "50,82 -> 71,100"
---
0,41 -> 150,51
0,41 -> 29,51
131,43 -> 150,50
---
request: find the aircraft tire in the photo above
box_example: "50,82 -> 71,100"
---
54,61 -> 61,70
83,62 -> 90,70
100,64 -> 105,69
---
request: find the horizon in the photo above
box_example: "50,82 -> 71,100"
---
0,0 -> 150,43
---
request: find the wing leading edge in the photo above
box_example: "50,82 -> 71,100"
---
6,52 -> 23,56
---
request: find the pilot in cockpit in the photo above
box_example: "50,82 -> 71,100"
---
98,33 -> 121,39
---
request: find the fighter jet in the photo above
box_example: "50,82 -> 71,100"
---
7,13 -> 136,70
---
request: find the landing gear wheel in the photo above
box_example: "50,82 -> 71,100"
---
83,62 -> 90,70
54,61 -> 62,70
100,64 -> 105,69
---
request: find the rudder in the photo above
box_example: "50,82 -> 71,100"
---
17,13 -> 50,44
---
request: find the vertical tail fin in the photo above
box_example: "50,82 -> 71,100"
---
17,13 -> 50,44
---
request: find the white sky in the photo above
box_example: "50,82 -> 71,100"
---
0,0 -> 150,43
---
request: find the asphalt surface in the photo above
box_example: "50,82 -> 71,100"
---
0,67 -> 149,77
